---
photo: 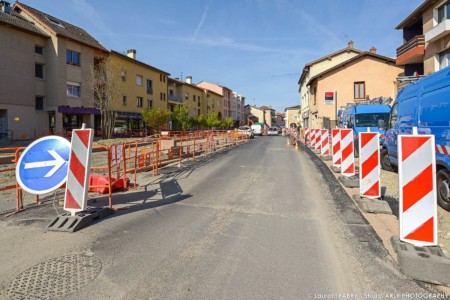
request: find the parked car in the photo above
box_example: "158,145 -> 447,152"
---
342,104 -> 391,157
381,66 -> 450,211
238,126 -> 254,139
251,124 -> 263,136
268,127 -> 279,136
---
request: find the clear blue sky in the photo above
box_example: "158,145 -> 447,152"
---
22,0 -> 423,113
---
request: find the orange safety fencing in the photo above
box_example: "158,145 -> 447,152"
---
0,130 -> 251,216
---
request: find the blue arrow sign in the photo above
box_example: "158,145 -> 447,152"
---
16,136 -> 71,195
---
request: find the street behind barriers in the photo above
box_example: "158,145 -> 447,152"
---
0,136 -> 446,300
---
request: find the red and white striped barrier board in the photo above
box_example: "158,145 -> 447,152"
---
332,129 -> 341,167
304,128 -> 309,144
399,132 -> 437,246
315,129 -> 322,151
310,129 -> 316,148
321,129 -> 330,156
340,129 -> 355,176
436,145 -> 450,155
64,128 -> 94,215
359,132 -> 380,198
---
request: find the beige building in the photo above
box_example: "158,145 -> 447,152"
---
307,51 -> 403,129
168,77 -> 205,129
110,50 -> 170,132
12,2 -> 108,134
245,105 -> 275,127
396,0 -> 450,80
284,105 -> 301,128
298,42 -> 362,128
0,1 -> 50,138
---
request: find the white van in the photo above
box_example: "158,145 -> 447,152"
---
251,124 -> 262,136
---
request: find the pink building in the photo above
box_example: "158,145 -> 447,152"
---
196,81 -> 232,119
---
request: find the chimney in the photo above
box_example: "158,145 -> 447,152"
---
127,49 -> 136,59
0,1 -> 11,14
348,40 -> 354,48
369,47 -> 377,54
186,76 -> 192,84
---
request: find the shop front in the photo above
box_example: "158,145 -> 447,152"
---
116,111 -> 144,136
57,106 -> 101,134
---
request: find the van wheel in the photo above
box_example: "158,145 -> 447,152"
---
437,169 -> 450,212
380,149 -> 394,172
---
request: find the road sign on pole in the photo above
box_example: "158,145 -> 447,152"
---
16,136 -> 71,195
64,127 -> 94,215
399,128 -> 437,246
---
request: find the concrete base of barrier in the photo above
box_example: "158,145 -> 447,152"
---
338,175 -> 360,188
321,155 -> 331,161
330,166 -> 341,173
313,150 -> 321,154
390,236 -> 450,285
46,207 -> 112,232
352,195 -> 392,214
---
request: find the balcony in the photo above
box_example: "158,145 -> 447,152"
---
168,94 -> 183,103
396,35 -> 425,65
425,20 -> 450,43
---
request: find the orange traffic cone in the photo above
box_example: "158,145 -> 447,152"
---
287,138 -> 290,146
294,141 -> 299,151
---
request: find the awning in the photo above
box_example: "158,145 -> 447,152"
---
58,106 -> 101,114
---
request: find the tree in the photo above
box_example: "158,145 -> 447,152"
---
89,55 -> 123,139
206,112 -> 222,129
194,114 -> 206,130
223,117 -> 234,129
141,108 -> 171,133
172,105 -> 192,131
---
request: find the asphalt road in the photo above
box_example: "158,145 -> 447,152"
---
0,136 -> 434,299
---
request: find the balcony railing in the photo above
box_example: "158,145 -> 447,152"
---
396,35 -> 425,57
168,95 -> 183,103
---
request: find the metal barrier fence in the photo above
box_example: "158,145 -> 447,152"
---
0,130 -> 250,215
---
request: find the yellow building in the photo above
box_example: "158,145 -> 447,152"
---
168,77 -> 205,119
204,89 -> 223,118
110,50 -> 170,132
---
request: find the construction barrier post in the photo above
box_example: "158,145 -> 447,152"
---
399,127 -> 437,246
315,129 -> 322,151
310,129 -> 316,148
331,129 -> 341,167
320,129 -> 330,156
340,129 -> 355,177
359,131 -> 381,198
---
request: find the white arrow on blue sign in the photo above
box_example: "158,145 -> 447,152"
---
16,136 -> 71,195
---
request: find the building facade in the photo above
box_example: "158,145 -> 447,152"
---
284,105 -> 301,128
396,0 -> 450,80
307,51 -> 403,129
298,41 -> 362,128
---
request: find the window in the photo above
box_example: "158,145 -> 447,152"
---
354,82 -> 365,99
122,95 -> 127,106
136,75 -> 143,86
67,82 -> 81,97
193,95 -> 196,102
35,45 -> 44,55
185,93 -> 189,100
35,96 -> 44,111
147,99 -> 153,108
160,74 -> 165,82
438,51 -> 450,70
160,92 -> 166,101
121,70 -> 127,81
35,64 -> 44,79
435,2 -> 450,24
146,79 -> 153,94
389,103 -> 398,129
169,89 -> 174,96
137,97 -> 143,107
313,87 -> 317,105
66,50 -> 80,66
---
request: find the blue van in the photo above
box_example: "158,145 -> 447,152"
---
341,104 -> 391,156
381,66 -> 450,210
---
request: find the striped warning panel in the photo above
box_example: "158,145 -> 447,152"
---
332,129 -> 341,167
359,132 -> 380,198
315,129 -> 322,151
320,129 -> 330,156
340,129 -> 355,177
399,134 -> 437,246
310,129 -> 316,148
64,128 -> 94,214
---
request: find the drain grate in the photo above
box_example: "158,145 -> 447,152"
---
5,254 -> 101,300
